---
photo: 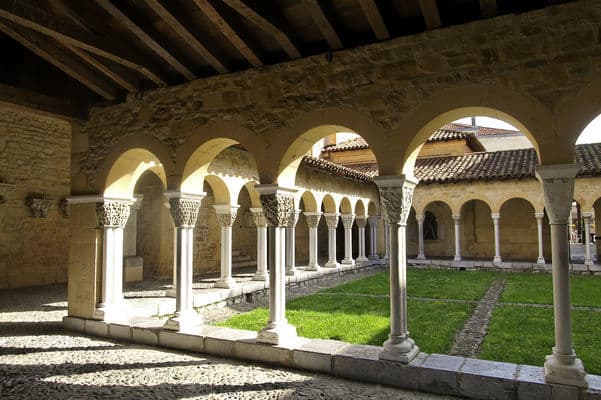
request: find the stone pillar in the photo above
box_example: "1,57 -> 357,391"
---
583,211 -> 593,266
286,209 -> 301,276
213,205 -> 240,289
250,208 -> 269,282
368,216 -> 380,260
341,214 -> 355,265
535,212 -> 546,264
163,192 -> 204,332
95,199 -> 132,322
536,164 -> 587,388
452,214 -> 462,261
384,222 -> 390,261
356,216 -> 369,262
123,196 -> 143,282
416,214 -> 425,260
256,185 -> 297,345
304,211 -> 322,271
324,213 -> 340,268
492,213 -> 502,263
374,175 -> 419,363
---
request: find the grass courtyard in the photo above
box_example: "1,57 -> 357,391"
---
219,268 -> 601,375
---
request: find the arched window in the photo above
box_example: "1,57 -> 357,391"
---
424,211 -> 438,240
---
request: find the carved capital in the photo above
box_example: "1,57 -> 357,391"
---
582,211 -> 593,221
214,205 -> 239,226
164,192 -> 205,228
304,212 -> 322,228
288,209 -> 302,228
341,213 -> 355,229
355,215 -> 367,228
534,212 -> 545,220
250,207 -> 267,227
96,200 -> 132,228
27,196 -> 53,218
374,175 -> 417,225
535,164 -> 579,224
368,215 -> 380,228
255,185 -> 296,227
491,213 -> 500,221
415,214 -> 425,224
324,213 -> 340,229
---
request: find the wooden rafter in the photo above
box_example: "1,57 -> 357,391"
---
222,0 -> 301,59
191,0 -> 262,67
0,83 -> 88,120
0,1 -> 166,86
418,0 -> 441,29
479,0 -> 498,18
0,21 -> 118,100
358,0 -> 389,40
302,0 -> 343,50
95,0 -> 195,80
48,0 -> 93,34
143,0 -> 227,73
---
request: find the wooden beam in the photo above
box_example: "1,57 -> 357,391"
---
95,0 -> 195,80
191,0 -> 262,67
222,0 -> 301,59
479,0 -> 498,18
48,0 -> 93,34
143,0 -> 227,73
0,83 -> 88,121
302,0 -> 343,50
358,0 -> 389,40
0,21 -> 119,100
0,0 -> 166,86
418,0 -> 441,29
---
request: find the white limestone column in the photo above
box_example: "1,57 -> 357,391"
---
452,214 -> 462,261
250,208 -> 268,282
213,205 -> 239,289
384,222 -> 390,261
324,213 -> 340,268
492,213 -> 502,263
95,199 -> 132,322
256,185 -> 297,345
163,193 -> 204,332
583,211 -> 593,266
416,214 -> 425,260
374,175 -> 420,363
356,216 -> 369,262
535,212 -> 546,264
341,214 -> 355,265
536,164 -> 587,388
286,209 -> 301,276
368,216 -> 380,260
304,212 -> 322,271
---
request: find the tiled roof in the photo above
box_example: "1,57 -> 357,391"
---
447,123 -> 521,136
300,156 -> 372,182
322,136 -> 370,152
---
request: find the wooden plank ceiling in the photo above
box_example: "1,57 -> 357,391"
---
0,0 -> 575,119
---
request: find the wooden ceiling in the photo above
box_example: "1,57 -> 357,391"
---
0,0 -> 575,120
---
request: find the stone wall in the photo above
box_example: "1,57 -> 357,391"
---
0,106 -> 71,288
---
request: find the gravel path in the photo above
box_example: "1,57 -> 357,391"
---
0,282 -> 461,400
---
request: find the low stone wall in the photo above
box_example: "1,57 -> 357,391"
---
409,259 -> 601,275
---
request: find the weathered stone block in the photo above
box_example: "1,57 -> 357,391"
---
158,330 -> 204,352
516,365 -> 552,400
292,338 -> 347,373
332,344 -> 382,383
233,339 -> 293,367
132,327 -> 159,346
459,358 -> 517,399
62,316 -> 85,333
419,354 -> 465,396
84,319 -> 108,337
203,326 -> 256,358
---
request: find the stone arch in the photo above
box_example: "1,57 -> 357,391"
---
458,197 -> 495,215
499,197 -> 538,261
423,200 -> 454,258
243,181 -> 261,208
204,174 -> 231,205
459,199 -> 494,259
367,200 -> 379,216
299,191 -> 318,212
340,197 -> 353,214
355,199 -> 367,217
560,76 -> 601,151
322,194 -> 337,213
500,197 -> 536,214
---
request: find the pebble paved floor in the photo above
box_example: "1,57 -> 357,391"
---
0,284 -> 462,400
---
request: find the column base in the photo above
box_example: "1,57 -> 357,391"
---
493,256 -> 502,263
306,263 -> 321,271
416,254 -> 425,260
341,259 -> 355,266
252,272 -> 269,282
94,302 -> 129,324
256,321 -> 297,346
165,286 -> 176,298
544,350 -> 588,388
324,261 -> 340,268
357,256 -> 369,263
379,334 -> 420,363
585,259 -> 594,266
368,254 -> 380,260
286,267 -> 297,276
214,277 -> 238,289
537,257 -> 546,264
454,256 -> 462,261
163,311 -> 203,333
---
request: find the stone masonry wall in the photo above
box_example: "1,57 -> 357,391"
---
0,106 -> 71,288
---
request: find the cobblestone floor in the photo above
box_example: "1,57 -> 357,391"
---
0,283 -> 462,400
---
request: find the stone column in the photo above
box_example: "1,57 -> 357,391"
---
250,208 -> 268,282
213,205 -> 240,289
286,209 -> 301,276
384,222 -> 390,261
536,164 -> 587,388
492,213 -> 502,263
95,199 -> 132,322
324,213 -> 340,268
374,175 -> 419,363
535,212 -> 546,264
123,196 -> 143,282
368,216 -> 380,260
583,211 -> 593,266
356,216 -> 369,262
416,214 -> 425,260
256,185 -> 297,345
163,192 -> 204,332
304,211 -> 322,271
452,214 -> 462,261
341,214 -> 355,266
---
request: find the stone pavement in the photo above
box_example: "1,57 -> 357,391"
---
0,284 -> 461,400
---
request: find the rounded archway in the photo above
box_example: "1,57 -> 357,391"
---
459,199 -> 493,260
499,198 -> 538,261
423,201 -> 454,259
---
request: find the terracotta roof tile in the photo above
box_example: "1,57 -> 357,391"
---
300,156 -> 372,182
447,123 -> 520,136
